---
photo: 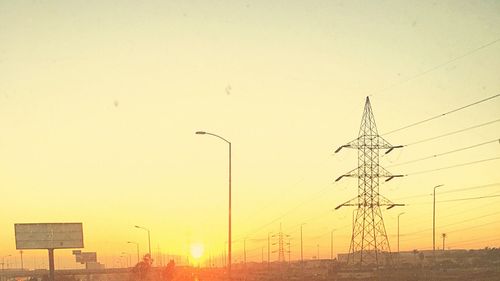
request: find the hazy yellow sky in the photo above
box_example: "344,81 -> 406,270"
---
0,0 -> 499,269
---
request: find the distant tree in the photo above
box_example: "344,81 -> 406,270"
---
419,252 -> 424,263
131,254 -> 153,281
161,259 -> 176,280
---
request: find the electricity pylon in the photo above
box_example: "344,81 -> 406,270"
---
272,223 -> 289,263
334,97 -> 404,267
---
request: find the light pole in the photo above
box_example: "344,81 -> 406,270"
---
1,255 -> 11,271
196,130 -> 232,278
397,212 -> 405,264
134,225 -> 151,256
267,232 -> 271,271
127,241 -> 140,264
121,252 -> 131,268
433,184 -> 444,262
330,229 -> 336,260
300,223 -> 306,265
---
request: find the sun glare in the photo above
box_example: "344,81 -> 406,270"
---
190,243 -> 204,260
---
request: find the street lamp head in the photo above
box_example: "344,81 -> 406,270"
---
134,225 -> 140,228
195,131 -> 206,135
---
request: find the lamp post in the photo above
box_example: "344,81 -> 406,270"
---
134,225 -> 151,256
1,255 -> 11,271
196,130 -> 232,278
121,252 -> 131,268
397,212 -> 405,264
127,241 -> 140,264
300,223 -> 306,265
433,184 -> 444,262
267,232 -> 271,271
330,229 -> 336,260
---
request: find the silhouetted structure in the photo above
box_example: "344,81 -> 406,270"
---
272,224 -> 289,263
335,97 -> 403,267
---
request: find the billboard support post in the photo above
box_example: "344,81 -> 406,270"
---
48,249 -> 55,281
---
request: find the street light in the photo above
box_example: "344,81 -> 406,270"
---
397,212 -> 405,264
127,241 -> 140,264
330,229 -> 336,260
433,184 -> 444,262
134,225 -> 151,256
1,255 -> 11,271
300,223 -> 306,265
267,232 -> 272,271
195,130 -> 232,278
121,252 -> 131,268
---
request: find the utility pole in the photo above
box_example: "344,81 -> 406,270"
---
267,232 -> 271,271
334,97 -> 404,267
300,224 -> 304,264
244,238 -> 247,268
330,230 -> 335,260
442,233 -> 447,251
433,184 -> 444,263
397,212 -> 405,265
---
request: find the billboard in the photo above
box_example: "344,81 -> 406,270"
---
15,223 -> 84,249
75,252 -> 97,264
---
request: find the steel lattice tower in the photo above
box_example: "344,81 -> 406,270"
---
272,223 -> 289,263
334,97 -> 403,267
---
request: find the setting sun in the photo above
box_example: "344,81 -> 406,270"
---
190,243 -> 205,260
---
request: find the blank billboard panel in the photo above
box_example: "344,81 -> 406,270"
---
15,223 -> 84,249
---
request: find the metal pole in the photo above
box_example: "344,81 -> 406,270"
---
136,244 -> 140,263
300,224 -> 304,264
48,249 -> 55,281
267,232 -> 270,271
148,230 -> 151,256
228,142 -> 232,279
433,184 -> 443,263
20,251 -> 23,271
195,131 -> 231,279
397,212 -> 405,265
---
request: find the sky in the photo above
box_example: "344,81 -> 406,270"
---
0,0 -> 499,269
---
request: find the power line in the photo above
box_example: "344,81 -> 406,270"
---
439,194 -> 500,203
401,210 -> 500,238
387,138 -> 500,168
392,182 -> 500,201
406,156 -> 500,176
383,94 -> 500,136
234,182 -> 337,242
374,35 -> 500,98
404,118 -> 500,146
440,182 -> 500,195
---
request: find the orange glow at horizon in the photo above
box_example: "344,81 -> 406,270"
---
0,1 -> 499,270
